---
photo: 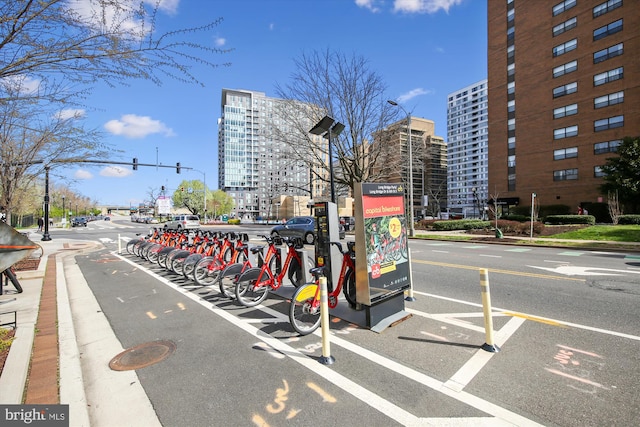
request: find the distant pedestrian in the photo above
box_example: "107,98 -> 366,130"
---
577,206 -> 583,215
583,208 -> 588,215
37,217 -> 44,232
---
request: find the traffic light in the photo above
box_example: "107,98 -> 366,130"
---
161,185 -> 165,191
176,162 -> 181,174
133,158 -> 138,170
181,186 -> 184,192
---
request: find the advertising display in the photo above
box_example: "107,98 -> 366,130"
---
355,183 -> 410,305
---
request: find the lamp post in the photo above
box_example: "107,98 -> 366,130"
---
62,196 -> 66,228
42,166 -> 52,241
388,100 -> 415,237
309,115 -> 345,204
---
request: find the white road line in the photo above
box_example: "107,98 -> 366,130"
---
114,252 -> 543,426
479,254 -> 502,258
413,291 -> 640,342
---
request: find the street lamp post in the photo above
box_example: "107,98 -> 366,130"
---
309,115 -> 345,204
191,169 -> 207,223
388,100 -> 415,237
62,196 -> 66,228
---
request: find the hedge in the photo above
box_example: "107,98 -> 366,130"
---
618,215 -> 640,225
431,219 -> 490,231
227,219 -> 241,225
545,215 -> 596,225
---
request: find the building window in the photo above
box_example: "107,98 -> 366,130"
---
507,8 -> 515,23
554,103 -> 578,118
553,60 -> 577,78
508,174 -> 516,191
554,169 -> 578,181
594,139 -> 621,154
554,147 -> 578,160
507,27 -> 515,42
594,91 -> 624,109
508,137 -> 516,150
554,125 -> 578,139
507,100 -> 515,113
593,19 -> 623,41
593,0 -> 623,18
507,81 -> 515,94
594,67 -> 623,86
594,43 -> 623,63
553,39 -> 577,57
553,82 -> 577,98
594,166 -> 606,177
507,63 -> 515,77
507,45 -> 515,60
594,115 -> 624,131
553,16 -> 577,36
553,0 -> 577,16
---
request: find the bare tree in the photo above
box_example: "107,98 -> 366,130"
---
0,0 -> 231,217
608,190 -> 622,225
272,49 -> 398,194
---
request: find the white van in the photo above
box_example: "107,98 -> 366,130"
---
164,214 -> 200,230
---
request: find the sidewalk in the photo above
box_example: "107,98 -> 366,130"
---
0,232 -> 159,426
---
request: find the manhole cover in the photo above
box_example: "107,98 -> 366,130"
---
109,340 -> 176,371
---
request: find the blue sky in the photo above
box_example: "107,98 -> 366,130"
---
59,0 -> 487,207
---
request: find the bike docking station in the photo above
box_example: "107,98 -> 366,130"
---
311,186 -> 413,336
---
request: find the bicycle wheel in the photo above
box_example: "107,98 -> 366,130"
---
235,277 -> 269,307
182,254 -> 202,279
193,258 -> 219,286
342,268 -> 357,307
146,244 -> 162,263
218,273 -> 238,299
289,283 -> 320,335
126,239 -> 139,255
287,257 -> 304,288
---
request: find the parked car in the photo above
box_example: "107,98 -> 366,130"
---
145,217 -> 159,224
71,217 -> 87,227
104,216 -> 111,221
270,216 -> 345,245
164,214 -> 200,230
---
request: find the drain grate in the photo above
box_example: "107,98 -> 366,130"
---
109,340 -> 176,371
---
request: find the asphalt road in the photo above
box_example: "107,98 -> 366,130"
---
50,216 -> 640,426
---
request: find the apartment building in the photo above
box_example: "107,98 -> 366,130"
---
379,117 -> 446,219
218,89 -> 328,220
487,0 -> 639,212
447,80 -> 489,218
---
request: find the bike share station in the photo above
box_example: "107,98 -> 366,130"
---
313,183 -> 412,333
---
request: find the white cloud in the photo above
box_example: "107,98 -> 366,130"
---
393,0 -> 464,14
0,75 -> 41,94
153,0 -> 180,15
100,166 -> 133,177
397,88 -> 433,103
355,0 -> 382,13
75,169 -> 93,180
214,37 -> 226,47
104,114 -> 174,139
54,109 -> 86,120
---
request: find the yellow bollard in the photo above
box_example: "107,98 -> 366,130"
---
405,248 -> 416,301
479,268 -> 500,353
318,275 -> 335,365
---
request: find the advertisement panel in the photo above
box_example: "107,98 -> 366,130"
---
355,183 -> 410,305
156,196 -> 172,216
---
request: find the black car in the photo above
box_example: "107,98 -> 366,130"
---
71,217 -> 87,227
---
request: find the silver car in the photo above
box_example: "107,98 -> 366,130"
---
164,214 -> 200,230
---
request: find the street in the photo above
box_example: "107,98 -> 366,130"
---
51,216 -> 640,426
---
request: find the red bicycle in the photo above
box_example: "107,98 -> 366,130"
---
289,241 -> 356,335
234,236 -> 308,307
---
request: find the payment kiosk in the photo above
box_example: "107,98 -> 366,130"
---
313,201 -> 342,292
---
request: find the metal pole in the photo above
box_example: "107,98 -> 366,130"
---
530,192 -> 536,240
42,166 -> 52,241
405,115 -> 415,237
328,127 -> 336,204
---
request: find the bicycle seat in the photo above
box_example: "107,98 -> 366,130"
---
309,266 -> 327,277
250,246 -> 264,254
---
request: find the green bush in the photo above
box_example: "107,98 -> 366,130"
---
618,215 -> 640,225
494,220 -> 545,235
227,219 -> 241,225
545,215 -> 596,225
432,219 -> 490,231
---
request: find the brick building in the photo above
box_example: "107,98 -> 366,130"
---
487,0 -> 639,214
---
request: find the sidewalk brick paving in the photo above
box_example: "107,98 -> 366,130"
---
24,253 -> 59,404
